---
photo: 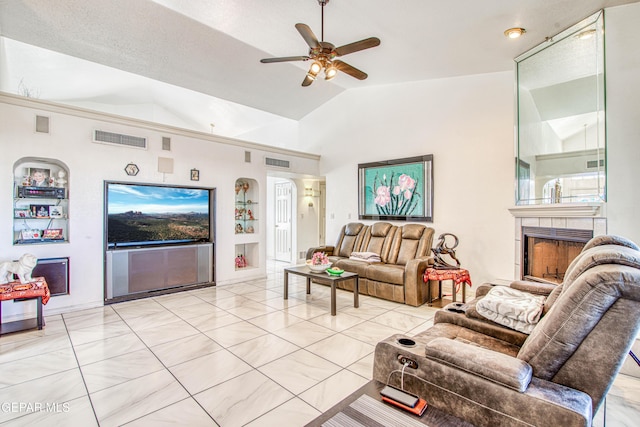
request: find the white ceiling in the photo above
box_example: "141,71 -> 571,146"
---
0,0 -> 637,138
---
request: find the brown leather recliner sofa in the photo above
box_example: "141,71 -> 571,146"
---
373,235 -> 640,427
306,222 -> 435,306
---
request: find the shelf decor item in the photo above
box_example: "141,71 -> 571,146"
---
124,163 -> 139,176
190,168 -> 199,181
307,251 -> 332,272
49,206 -> 64,218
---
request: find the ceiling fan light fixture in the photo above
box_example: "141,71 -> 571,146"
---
504,27 -> 526,39
309,61 -> 322,76
325,64 -> 337,80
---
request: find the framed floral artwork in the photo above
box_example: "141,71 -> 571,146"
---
358,155 -> 433,222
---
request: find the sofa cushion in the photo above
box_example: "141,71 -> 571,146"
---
334,258 -> 375,277
336,223 -> 367,258
366,263 -> 405,285
360,222 -> 396,262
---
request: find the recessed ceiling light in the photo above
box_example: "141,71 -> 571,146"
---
504,27 -> 526,39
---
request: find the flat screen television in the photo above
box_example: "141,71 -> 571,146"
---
105,181 -> 212,249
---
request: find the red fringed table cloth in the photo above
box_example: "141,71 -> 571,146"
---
0,277 -> 50,335
423,268 -> 472,303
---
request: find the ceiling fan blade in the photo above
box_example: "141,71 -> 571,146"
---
301,74 -> 315,87
260,56 -> 309,63
334,60 -> 368,80
295,23 -> 320,49
335,37 -> 381,57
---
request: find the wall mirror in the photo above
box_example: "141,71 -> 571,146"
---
516,11 -> 605,205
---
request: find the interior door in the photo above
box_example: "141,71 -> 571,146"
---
274,181 -> 292,262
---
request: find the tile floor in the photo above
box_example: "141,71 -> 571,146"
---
0,260 -> 638,426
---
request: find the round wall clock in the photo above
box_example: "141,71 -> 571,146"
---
125,163 -> 139,176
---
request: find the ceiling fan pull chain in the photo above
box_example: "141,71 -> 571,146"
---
321,0 -> 325,41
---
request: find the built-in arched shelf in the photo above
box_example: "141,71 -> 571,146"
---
235,177 -> 258,270
13,157 -> 70,245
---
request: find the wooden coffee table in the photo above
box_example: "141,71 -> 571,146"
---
283,265 -> 359,316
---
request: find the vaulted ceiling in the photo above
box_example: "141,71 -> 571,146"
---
0,0 -> 637,137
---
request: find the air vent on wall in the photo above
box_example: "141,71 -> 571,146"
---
93,130 -> 147,149
35,115 -> 50,133
162,137 -> 171,151
265,157 -> 290,169
586,159 -> 604,169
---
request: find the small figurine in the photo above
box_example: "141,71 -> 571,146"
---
247,209 -> 254,220
55,170 -> 67,188
246,226 -> 254,233
235,182 -> 242,194
235,223 -> 243,234
243,182 -> 250,193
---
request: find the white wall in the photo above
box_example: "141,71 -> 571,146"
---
0,95 -> 320,320
299,72 -> 516,286
603,3 -> 640,244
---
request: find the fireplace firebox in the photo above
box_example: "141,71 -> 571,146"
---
522,227 -> 593,284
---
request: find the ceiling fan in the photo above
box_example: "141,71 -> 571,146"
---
260,0 -> 381,87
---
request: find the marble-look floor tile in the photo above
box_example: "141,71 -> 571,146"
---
305,334 -> 374,367
341,304 -> 392,320
203,320 -> 267,347
111,299 -> 169,320
272,321 -> 335,347
248,311 -> 305,332
241,289 -> 283,303
0,369 -> 87,423
195,369 -> 293,426
0,333 -> 71,364
262,296 -> 305,310
259,349 -> 342,395
90,369 -> 189,427
167,301 -> 219,320
224,283 -> 266,295
81,348 -> 165,393
299,369 -> 369,413
284,303 -> 328,320
245,397 -> 321,427
371,311 -> 427,332
73,332 -> 146,366
347,353 -> 375,380
186,310 -> 243,332
123,309 -> 182,331
191,288 -> 237,303
309,312 -> 365,332
228,334 -> 299,367
151,333 -> 222,367
0,317 -> 67,343
2,395 -> 98,427
135,319 -> 200,347
154,294 -> 207,310
63,306 -> 120,330
67,319 -> 132,346
169,349 -> 253,394
342,321 -> 403,345
211,295 -> 252,310
125,397 -> 215,427
0,347 -> 77,389
392,304 -> 438,320
222,300 -> 278,320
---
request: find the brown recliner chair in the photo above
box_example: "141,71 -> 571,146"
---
373,235 -> 640,427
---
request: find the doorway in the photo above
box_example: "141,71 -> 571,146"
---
274,181 -> 292,262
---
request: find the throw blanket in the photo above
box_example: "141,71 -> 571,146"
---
349,251 -> 381,263
476,286 -> 545,334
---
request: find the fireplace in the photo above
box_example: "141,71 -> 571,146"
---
522,227 -> 593,284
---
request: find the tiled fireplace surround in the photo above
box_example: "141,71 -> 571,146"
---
509,203 -> 607,281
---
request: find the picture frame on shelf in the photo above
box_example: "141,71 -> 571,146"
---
14,208 -> 30,218
30,204 -> 51,218
358,154 -> 434,222
28,168 -> 52,187
42,228 -> 63,240
20,229 -> 41,240
49,206 -> 64,218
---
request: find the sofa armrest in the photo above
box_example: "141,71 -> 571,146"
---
403,256 -> 433,306
424,337 -> 532,392
306,246 -> 335,259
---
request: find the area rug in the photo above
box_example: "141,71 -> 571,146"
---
322,394 -> 428,427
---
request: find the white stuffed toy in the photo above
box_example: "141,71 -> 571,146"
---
0,253 -> 38,284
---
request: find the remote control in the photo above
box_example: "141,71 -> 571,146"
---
380,385 -> 419,408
